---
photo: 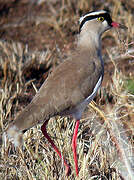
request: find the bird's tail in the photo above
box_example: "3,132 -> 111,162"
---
3,124 -> 23,148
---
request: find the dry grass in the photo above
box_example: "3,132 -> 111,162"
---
0,0 -> 134,179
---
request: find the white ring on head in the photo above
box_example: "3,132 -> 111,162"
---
79,10 -> 107,24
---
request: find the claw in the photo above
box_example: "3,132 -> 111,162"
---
65,164 -> 71,176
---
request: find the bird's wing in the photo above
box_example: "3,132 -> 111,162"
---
33,53 -> 102,114
13,53 -> 102,131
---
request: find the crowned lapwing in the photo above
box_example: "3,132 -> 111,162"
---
4,10 -> 127,176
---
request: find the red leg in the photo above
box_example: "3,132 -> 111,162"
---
41,120 -> 70,176
72,120 -> 80,176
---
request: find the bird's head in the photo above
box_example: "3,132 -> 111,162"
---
79,10 -> 127,35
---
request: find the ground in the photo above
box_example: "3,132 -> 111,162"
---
0,0 -> 134,179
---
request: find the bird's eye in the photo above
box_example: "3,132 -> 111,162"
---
97,17 -> 105,22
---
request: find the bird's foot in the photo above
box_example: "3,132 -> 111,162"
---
65,164 -> 71,176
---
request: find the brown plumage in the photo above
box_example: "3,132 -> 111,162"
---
13,48 -> 102,131
4,10 -> 127,176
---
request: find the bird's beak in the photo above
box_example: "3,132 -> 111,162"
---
111,22 -> 128,29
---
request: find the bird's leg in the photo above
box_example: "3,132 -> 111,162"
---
41,120 -> 70,176
72,120 -> 80,176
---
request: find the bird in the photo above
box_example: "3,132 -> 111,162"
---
4,10 -> 127,176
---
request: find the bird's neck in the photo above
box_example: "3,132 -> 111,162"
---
77,30 -> 102,52
77,30 -> 104,73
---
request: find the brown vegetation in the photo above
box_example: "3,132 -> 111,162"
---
0,0 -> 134,179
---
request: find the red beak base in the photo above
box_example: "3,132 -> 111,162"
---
111,22 -> 128,29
